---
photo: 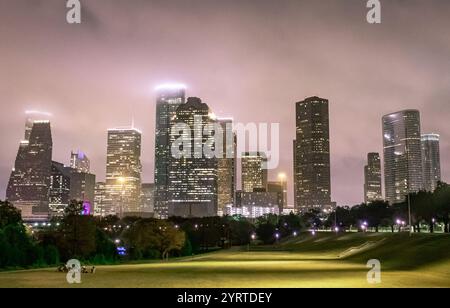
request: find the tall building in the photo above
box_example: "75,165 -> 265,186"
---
105,127 -> 142,217
70,150 -> 90,173
94,182 -> 107,216
68,169 -> 96,205
7,120 -> 53,221
154,84 -> 186,219
268,179 -> 287,211
49,161 -> 71,217
364,153 -> 382,203
421,133 -> 441,192
141,183 -> 155,214
294,96 -> 331,212
167,97 -> 218,218
217,118 -> 236,215
383,110 -> 423,204
242,152 -> 268,193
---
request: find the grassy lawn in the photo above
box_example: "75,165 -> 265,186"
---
0,233 -> 449,288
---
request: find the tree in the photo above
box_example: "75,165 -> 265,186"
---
0,201 -> 22,228
434,182 -> 450,233
122,219 -> 185,260
60,200 -> 96,259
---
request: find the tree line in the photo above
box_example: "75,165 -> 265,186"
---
0,182 -> 449,269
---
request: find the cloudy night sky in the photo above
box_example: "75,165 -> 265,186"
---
0,0 -> 449,206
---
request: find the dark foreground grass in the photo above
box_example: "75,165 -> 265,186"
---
0,233 -> 449,288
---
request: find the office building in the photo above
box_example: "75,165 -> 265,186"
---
383,110 -> 423,204
167,97 -> 218,218
105,127 -> 142,217
154,84 -> 186,219
6,119 -> 53,221
242,152 -> 268,193
421,133 -> 441,192
70,150 -> 90,173
294,96 -> 331,212
217,118 -> 236,215
364,153 -> 383,203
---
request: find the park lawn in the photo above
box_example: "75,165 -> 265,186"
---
0,233 -> 449,288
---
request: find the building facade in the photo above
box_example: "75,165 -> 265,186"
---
70,150 -> 90,173
105,127 -> 142,217
141,183 -> 155,214
154,85 -> 186,219
294,96 -> 331,212
167,97 -> 218,218
226,191 -> 280,218
49,161 -> 71,217
217,118 -> 236,215
94,182 -> 107,216
383,110 -> 423,204
421,133 -> 441,192
241,152 -> 268,193
364,153 -> 383,203
6,120 -> 53,221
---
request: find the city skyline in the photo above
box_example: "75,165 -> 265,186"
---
1,0 -> 450,206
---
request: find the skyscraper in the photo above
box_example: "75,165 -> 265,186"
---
49,161 -> 71,217
105,127 -> 142,217
364,153 -> 382,203
421,133 -> 441,192
268,178 -> 287,211
94,182 -> 107,216
383,110 -> 423,204
68,170 -> 96,205
141,183 -> 155,214
217,118 -> 236,215
294,96 -> 331,212
7,119 -> 53,221
154,84 -> 186,219
167,97 -> 218,218
242,152 -> 268,193
70,150 -> 90,173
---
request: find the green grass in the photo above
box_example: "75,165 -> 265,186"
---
0,233 -> 449,288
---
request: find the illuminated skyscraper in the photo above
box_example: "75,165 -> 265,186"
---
217,118 -> 236,215
70,150 -> 90,173
49,161 -> 71,217
421,133 -> 441,192
383,110 -> 423,204
242,152 -> 268,193
167,97 -> 218,217
293,97 -> 331,212
94,182 -> 107,216
105,127 -> 142,217
7,119 -> 53,221
364,153 -> 382,203
154,84 -> 186,219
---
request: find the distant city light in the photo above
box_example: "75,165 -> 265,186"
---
25,110 -> 52,117
155,83 -> 187,91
